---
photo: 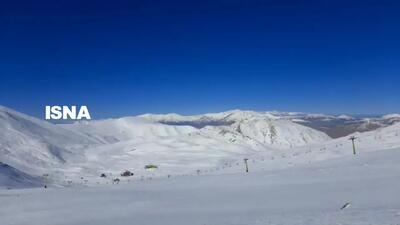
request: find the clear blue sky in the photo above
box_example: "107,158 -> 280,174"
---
1,0 -> 399,119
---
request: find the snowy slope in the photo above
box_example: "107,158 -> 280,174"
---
216,122 -> 400,174
1,147 -> 399,225
0,162 -> 41,189
62,117 -> 197,144
78,131 -> 258,182
0,106 -> 101,178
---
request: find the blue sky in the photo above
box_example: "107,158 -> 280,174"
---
1,0 -> 399,119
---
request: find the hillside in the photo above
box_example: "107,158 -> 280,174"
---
1,106 -> 399,188
0,106 -> 100,177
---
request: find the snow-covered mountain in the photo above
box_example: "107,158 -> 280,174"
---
2,121 -> 400,224
0,106 -> 101,175
0,106 -> 329,187
1,105 -> 399,189
139,110 -> 400,138
58,110 -> 330,181
270,111 -> 400,138
138,110 -> 330,148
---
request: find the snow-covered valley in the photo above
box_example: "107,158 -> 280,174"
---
1,105 -> 400,225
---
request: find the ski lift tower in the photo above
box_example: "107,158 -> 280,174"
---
42,173 -> 49,188
349,136 -> 357,155
243,158 -> 249,173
